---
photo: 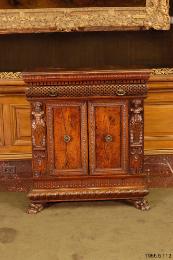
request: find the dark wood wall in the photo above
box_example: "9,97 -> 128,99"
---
0,3 -> 172,71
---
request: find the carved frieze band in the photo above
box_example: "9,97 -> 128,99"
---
129,99 -> 144,174
31,102 -> 47,177
26,84 -> 147,98
33,175 -> 147,190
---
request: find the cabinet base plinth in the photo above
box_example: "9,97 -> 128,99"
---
27,187 -> 149,213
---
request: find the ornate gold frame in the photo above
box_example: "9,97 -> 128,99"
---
0,0 -> 170,33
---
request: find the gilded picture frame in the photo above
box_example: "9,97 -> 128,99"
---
0,0 -> 170,34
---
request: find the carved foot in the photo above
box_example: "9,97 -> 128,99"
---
27,203 -> 45,214
128,198 -> 151,211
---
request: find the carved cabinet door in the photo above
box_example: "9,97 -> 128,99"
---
88,100 -> 129,175
46,101 -> 88,176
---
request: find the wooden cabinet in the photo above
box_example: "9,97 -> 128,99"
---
23,69 -> 151,214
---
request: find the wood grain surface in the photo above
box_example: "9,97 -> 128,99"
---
54,106 -> 82,171
94,104 -> 121,169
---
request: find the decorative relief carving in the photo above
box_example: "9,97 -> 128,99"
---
80,102 -> 88,175
33,176 -> 146,190
146,0 -> 170,30
129,99 -> 144,174
26,83 -> 147,98
32,102 -> 46,148
31,102 -> 47,177
24,73 -> 150,84
0,72 -> 22,80
46,106 -> 54,175
0,0 -> 170,34
151,68 -> 173,76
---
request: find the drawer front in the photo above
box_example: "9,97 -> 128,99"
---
88,100 -> 128,175
46,101 -> 88,176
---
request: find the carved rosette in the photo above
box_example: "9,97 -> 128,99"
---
129,99 -> 144,174
31,102 -> 47,177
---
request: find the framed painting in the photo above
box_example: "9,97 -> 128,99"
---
0,0 -> 170,34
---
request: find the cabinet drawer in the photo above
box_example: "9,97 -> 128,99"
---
88,100 -> 128,175
46,101 -> 88,176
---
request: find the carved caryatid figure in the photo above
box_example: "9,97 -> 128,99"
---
32,102 -> 46,148
130,99 -> 144,174
130,99 -> 143,145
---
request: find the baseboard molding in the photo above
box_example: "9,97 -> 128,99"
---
0,159 -> 32,192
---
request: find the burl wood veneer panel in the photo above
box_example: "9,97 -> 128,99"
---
50,102 -> 88,175
88,100 -> 128,175
95,105 -> 121,169
54,106 -> 82,171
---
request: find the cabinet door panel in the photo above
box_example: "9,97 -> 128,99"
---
95,106 -> 121,169
47,101 -> 88,176
54,106 -> 81,170
88,100 -> 128,175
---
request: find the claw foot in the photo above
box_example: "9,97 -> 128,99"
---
128,198 -> 150,211
27,203 -> 45,214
